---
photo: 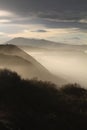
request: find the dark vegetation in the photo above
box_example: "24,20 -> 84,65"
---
0,70 -> 87,129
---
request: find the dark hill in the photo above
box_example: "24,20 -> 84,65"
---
0,70 -> 87,130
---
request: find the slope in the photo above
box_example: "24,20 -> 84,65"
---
0,44 -> 66,85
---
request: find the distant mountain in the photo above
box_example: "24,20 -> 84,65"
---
0,44 -> 66,85
5,37 -> 62,48
5,37 -> 87,50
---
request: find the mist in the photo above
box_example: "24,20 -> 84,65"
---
22,47 -> 87,87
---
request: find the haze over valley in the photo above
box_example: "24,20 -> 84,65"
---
3,37 -> 87,87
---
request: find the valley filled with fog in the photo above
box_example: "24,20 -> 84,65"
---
22,46 -> 87,87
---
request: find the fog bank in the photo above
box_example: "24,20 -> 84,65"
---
22,47 -> 87,87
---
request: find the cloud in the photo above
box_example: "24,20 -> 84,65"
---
0,0 -> 86,31
79,19 -> 87,24
0,0 -> 87,12
0,0 -> 87,22
0,32 -> 6,36
0,19 -> 11,23
31,29 -> 48,33
7,28 -> 80,39
0,10 -> 12,17
37,11 -> 87,22
0,0 -> 87,44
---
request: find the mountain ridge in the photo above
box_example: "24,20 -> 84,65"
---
0,44 -> 66,85
4,37 -> 62,48
4,37 -> 87,50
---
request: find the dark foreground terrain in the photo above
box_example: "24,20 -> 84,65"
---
0,70 -> 87,130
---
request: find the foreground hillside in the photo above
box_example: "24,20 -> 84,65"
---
0,70 -> 87,130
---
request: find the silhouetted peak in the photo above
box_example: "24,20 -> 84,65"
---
4,37 -> 62,47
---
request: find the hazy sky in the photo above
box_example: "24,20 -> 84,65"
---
0,0 -> 87,44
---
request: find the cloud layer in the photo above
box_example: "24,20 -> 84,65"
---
0,0 -> 87,23
0,0 -> 87,44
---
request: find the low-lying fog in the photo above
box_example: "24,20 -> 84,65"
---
21,46 -> 87,87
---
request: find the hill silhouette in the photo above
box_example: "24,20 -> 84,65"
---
5,37 -> 87,50
0,44 -> 65,85
5,37 -> 62,48
0,70 -> 87,129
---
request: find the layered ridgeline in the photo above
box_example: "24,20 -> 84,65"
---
7,37 -> 82,51
0,44 -> 65,85
5,37 -> 62,48
5,37 -> 87,50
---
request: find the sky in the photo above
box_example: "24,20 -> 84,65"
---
0,0 -> 87,44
